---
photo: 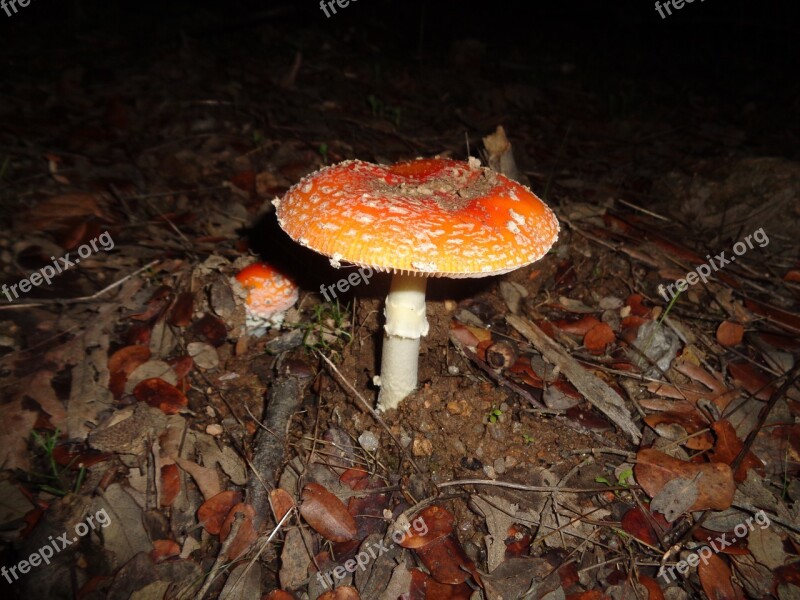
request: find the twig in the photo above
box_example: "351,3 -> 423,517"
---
317,352 -> 422,474
507,314 -> 641,442
0,259 -> 159,310
437,479 -> 636,494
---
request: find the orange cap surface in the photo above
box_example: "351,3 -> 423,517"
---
235,262 -> 298,318
275,158 -> 559,277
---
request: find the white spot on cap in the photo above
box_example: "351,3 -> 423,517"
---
411,261 -> 437,272
330,253 -> 343,268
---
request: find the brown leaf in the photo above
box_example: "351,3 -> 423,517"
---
621,507 -> 663,546
698,553 -> 745,600
193,313 -> 229,347
397,505 -> 454,549
409,568 -> 474,600
708,420 -> 765,482
638,575 -> 665,600
744,298 -> 800,334
108,345 -> 151,398
717,321 -> 744,347
415,534 -> 482,586
133,378 -> 188,414
269,489 -> 296,523
219,502 -> 258,560
168,292 -> 195,327
160,464 -> 181,508
635,448 -> 735,512
318,586 -> 361,600
583,323 -> 615,354
263,592 -> 297,600
643,411 -> 714,450
150,539 -> 181,562
300,483 -> 357,542
197,490 -> 243,535
727,362 -> 774,400
554,315 -> 601,336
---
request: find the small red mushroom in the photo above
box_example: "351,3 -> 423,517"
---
234,262 -> 299,334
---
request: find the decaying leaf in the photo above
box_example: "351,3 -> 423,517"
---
635,448 -> 735,512
300,482 -> 358,542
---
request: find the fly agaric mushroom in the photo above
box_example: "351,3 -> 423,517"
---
235,262 -> 299,334
274,157 -> 559,410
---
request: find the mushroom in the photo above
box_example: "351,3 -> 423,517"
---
234,262 -> 299,335
275,157 -> 559,411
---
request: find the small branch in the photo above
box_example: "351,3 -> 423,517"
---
0,259 -> 159,310
318,351 -> 422,474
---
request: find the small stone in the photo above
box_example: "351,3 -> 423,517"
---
444,300 -> 457,312
400,433 -> 412,448
483,465 -> 497,479
504,456 -> 517,469
206,423 -> 223,436
475,446 -> 484,458
447,365 -> 460,375
599,296 -> 623,310
452,439 -> 466,455
412,437 -> 433,457
358,431 -> 379,453
493,457 -> 506,475
490,426 -> 506,442
446,401 -> 463,414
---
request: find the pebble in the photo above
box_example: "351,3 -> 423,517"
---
358,431 -> 379,453
483,465 -> 497,479
206,424 -> 223,436
412,437 -> 433,457
493,457 -> 506,475
452,439 -> 466,455
505,456 -> 517,469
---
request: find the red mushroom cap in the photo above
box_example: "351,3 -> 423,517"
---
275,157 -> 559,277
235,262 -> 298,321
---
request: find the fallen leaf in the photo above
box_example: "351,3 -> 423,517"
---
708,420 -> 765,482
150,539 -> 181,562
269,489 -> 295,522
318,586 -> 361,600
635,448 -> 735,512
584,323 -> 615,354
198,491 -> 242,535
160,464 -> 181,508
133,378 -> 188,414
108,345 -> 151,398
698,553 -> 744,600
168,292 -> 195,327
300,483 -> 357,542
397,505 -> 454,549
554,315 -> 601,336
717,321 -> 744,347
219,502 -> 258,560
649,474 -> 701,522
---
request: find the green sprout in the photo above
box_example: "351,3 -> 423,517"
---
522,433 -> 535,445
30,429 -> 86,496
487,407 -> 503,424
300,300 -> 352,358
318,142 -> 329,165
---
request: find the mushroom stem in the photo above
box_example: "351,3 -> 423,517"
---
376,273 -> 429,411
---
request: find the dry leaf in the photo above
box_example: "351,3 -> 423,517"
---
717,321 -> 744,347
197,490 -> 243,535
635,448 -> 735,512
300,483 -> 357,542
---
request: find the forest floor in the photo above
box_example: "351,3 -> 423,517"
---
1,6 -> 799,600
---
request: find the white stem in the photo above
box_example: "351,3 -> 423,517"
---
376,274 -> 429,411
